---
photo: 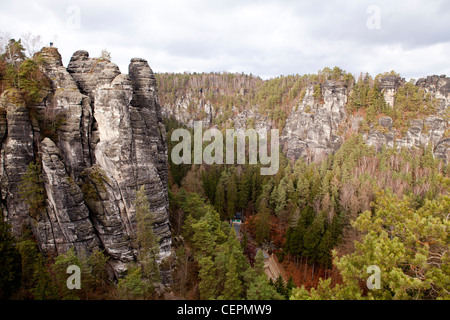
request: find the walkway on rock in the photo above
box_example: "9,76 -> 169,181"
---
260,249 -> 286,283
231,218 -> 286,283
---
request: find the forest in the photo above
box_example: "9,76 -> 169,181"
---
0,38 -> 449,300
166,121 -> 449,300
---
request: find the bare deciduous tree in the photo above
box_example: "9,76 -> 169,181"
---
0,31 -> 11,55
21,32 -> 43,57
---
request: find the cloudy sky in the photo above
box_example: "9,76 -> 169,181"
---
1,0 -> 449,80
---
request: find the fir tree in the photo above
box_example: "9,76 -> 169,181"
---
0,216 -> 21,299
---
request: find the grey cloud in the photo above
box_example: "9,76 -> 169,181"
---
0,0 -> 449,79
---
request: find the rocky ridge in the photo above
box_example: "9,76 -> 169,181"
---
158,74 -> 450,164
0,47 -> 171,282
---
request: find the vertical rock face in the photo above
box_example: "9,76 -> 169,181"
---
281,81 -> 347,162
38,47 -> 92,180
0,48 -> 171,282
39,138 -> 100,254
416,75 -> 450,114
0,91 -> 35,236
366,75 -> 450,162
380,75 -> 404,108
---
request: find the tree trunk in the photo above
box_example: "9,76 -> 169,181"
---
304,257 -> 308,280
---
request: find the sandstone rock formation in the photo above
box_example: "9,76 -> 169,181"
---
416,75 -> 450,114
0,47 -> 171,282
159,73 -> 450,165
365,76 -> 450,162
281,81 -> 347,162
380,75 -> 404,107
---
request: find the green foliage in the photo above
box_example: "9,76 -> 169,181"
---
347,74 -> 388,124
164,116 -> 191,187
0,39 -> 50,106
255,183 -> 272,245
347,73 -> 439,135
0,216 -> 22,299
19,161 -> 46,218
246,273 -> 283,300
80,165 -> 109,202
176,186 -> 281,300
226,172 -> 238,219
292,190 -> 450,300
117,266 -> 152,300
155,69 -> 352,128
135,185 -> 161,287
393,80 -> 438,124
313,84 -> 322,102
51,247 -> 110,300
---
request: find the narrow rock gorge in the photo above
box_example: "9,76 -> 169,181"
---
0,47 -> 171,282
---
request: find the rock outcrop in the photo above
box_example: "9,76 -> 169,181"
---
380,75 -> 404,107
416,75 -> 450,114
0,47 -> 171,282
158,73 -> 450,164
366,76 -> 450,162
281,81 -> 347,162
0,90 -> 35,236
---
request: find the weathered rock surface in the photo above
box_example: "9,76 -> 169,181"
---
38,138 -> 100,254
281,81 -> 347,162
0,91 -> 35,236
380,75 -> 404,107
159,73 -> 450,164
0,48 -> 171,283
39,47 -> 92,180
416,75 -> 450,114
366,76 -> 450,162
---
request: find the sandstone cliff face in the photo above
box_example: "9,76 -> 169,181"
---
0,47 -> 171,282
380,75 -> 404,108
158,74 -> 450,165
281,81 -> 347,162
279,75 -> 449,163
0,91 -> 35,236
416,75 -> 450,114
365,76 -> 450,163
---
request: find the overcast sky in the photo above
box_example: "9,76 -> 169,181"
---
1,0 -> 449,80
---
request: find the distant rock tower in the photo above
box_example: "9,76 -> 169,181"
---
380,75 -> 404,107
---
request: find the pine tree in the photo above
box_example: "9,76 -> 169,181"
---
52,247 -> 84,299
237,172 -> 250,210
317,230 -> 333,268
254,250 -> 266,277
227,172 -> 238,219
214,181 -> 226,218
285,276 -> 296,300
117,266 -> 151,300
255,209 -> 270,245
0,216 -> 21,299
31,254 -> 58,300
303,214 -> 324,263
191,217 -> 217,257
274,274 -> 287,298
219,256 -> 242,300
198,256 -> 218,300
135,185 -> 160,285
294,190 -> 450,300
16,237 -> 41,295
246,274 -> 283,300
19,161 -> 45,218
